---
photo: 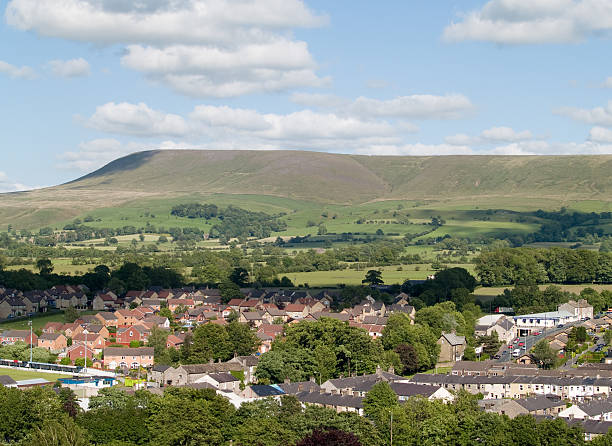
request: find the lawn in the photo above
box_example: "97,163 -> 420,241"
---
0,367 -> 71,382
0,311 -> 66,332
284,263 -> 475,287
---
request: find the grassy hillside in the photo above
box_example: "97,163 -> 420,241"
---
1,150 -> 612,229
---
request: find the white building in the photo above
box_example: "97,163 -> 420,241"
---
513,310 -> 577,336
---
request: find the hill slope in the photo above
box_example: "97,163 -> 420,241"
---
2,150 -> 612,228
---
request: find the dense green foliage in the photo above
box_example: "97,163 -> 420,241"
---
476,247 -> 612,286
0,382 -> 599,446
255,318 -> 386,384
171,203 -> 288,239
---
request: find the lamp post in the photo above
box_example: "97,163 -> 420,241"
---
28,320 -> 32,364
83,328 -> 88,374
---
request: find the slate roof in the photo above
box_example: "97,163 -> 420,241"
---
278,381 -> 320,395
296,391 -> 363,409
440,332 -> 466,346
104,347 -> 154,356
208,372 -> 239,383
249,385 -> 285,397
0,375 -> 17,386
516,395 -> 564,412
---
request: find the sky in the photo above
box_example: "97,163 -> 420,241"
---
2,0 -> 612,192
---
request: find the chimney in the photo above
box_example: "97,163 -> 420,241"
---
310,376 -> 315,383
284,378 -> 291,384
298,383 -> 303,392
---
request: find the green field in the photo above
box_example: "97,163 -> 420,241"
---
284,263 -> 475,287
0,312 -> 66,332
473,284 -> 612,301
0,368 -> 71,382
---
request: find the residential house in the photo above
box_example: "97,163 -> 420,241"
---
95,311 -> 118,327
116,325 -> 150,345
195,372 -> 240,393
72,333 -> 106,353
42,322 -> 64,334
0,330 -> 37,345
437,332 -> 467,363
168,299 -> 195,312
159,363 -> 244,387
295,390 -> 363,415
166,334 -> 185,349
239,311 -> 264,327
479,399 -> 529,418
37,333 -> 67,352
284,304 -> 308,320
242,385 -> 285,399
114,309 -> 142,326
103,347 -> 154,370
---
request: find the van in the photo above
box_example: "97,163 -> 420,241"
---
512,349 -> 521,357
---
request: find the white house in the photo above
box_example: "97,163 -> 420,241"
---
513,310 -> 577,336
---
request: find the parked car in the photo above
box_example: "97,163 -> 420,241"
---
533,331 -> 541,336
512,349 -> 521,357
493,354 -> 500,359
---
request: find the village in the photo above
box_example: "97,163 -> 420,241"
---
1,282 -> 612,440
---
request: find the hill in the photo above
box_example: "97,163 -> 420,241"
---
1,150 -> 612,229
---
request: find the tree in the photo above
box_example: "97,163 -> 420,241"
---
226,321 -> 260,358
297,429 -> 362,446
229,267 -> 250,287
363,381 -> 398,422
532,340 -> 557,369
35,258 -> 53,275
362,270 -> 383,286
27,416 -> 88,446
317,224 -> 328,235
394,343 -> 419,375
219,281 -> 244,303
64,306 -> 79,323
58,388 -> 80,418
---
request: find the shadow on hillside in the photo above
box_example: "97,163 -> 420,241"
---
63,150 -> 158,186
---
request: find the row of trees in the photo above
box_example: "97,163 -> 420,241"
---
476,247 -> 612,286
1,382 -> 604,446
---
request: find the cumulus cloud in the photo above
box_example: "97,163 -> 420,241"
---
86,102 -> 189,137
443,0 -> 612,44
290,92 -> 473,121
0,60 -> 36,79
47,58 -> 90,77
446,126 -> 534,145
589,126 -> 612,142
0,171 -> 38,192
555,101 -> 612,126
6,0 -> 328,97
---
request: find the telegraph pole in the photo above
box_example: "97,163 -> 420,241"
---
390,409 -> 393,446
83,329 -> 88,374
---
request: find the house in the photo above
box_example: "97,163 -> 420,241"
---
516,395 -> 566,416
116,325 -> 150,345
92,293 -> 117,311
559,399 -> 612,421
61,323 -> 80,338
0,330 -> 37,345
437,332 -> 467,363
238,311 -> 264,327
95,311 -> 118,327
159,363 -> 244,387
166,334 -> 185,349
103,347 -> 154,370
559,299 -> 594,320
65,344 -> 92,363
167,299 -> 195,312
83,324 -> 110,339
284,304 -> 308,320
479,399 -> 528,418
295,390 -> 364,415
195,372 -> 240,393
513,310 -> 578,336
320,368 -> 403,395
37,333 -> 67,352
72,333 -> 106,352
228,356 -> 260,383
143,315 -> 170,329
242,384 -> 285,399
115,309 -> 143,326
42,322 -> 64,334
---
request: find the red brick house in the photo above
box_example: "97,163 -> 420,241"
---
114,309 -> 142,326
38,333 -> 67,351
42,322 -> 64,334
116,325 -> 150,345
0,330 -> 37,345
103,347 -> 154,370
72,333 -> 106,352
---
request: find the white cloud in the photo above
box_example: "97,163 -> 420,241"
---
0,171 -> 39,192
47,58 -> 90,77
86,102 -> 189,137
446,126 -> 534,145
290,92 -> 473,120
555,101 -> 612,126
347,94 -> 473,119
589,126 -> 612,142
443,0 -> 612,44
0,60 -> 36,79
6,0 -> 328,97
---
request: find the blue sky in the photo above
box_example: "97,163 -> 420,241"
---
2,0 -> 612,191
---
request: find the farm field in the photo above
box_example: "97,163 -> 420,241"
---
473,284 -> 612,300
283,263 -> 475,287
0,367 -> 71,382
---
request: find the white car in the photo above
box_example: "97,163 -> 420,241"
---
512,349 -> 521,357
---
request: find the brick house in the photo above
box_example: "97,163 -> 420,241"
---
72,333 -> 106,353
116,325 -> 150,345
103,347 -> 154,370
42,322 -> 64,334
114,309 -> 142,326
437,332 -> 467,363
0,330 -> 37,345
95,311 -> 119,327
37,333 -> 67,352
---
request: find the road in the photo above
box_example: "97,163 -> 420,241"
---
495,320 -> 582,363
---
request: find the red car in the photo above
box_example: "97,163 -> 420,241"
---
518,342 -> 524,346
533,331 -> 541,336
